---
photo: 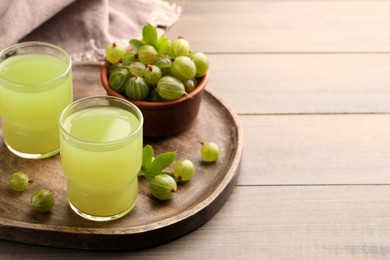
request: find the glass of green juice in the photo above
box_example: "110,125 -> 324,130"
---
59,96 -> 143,222
0,42 -> 73,159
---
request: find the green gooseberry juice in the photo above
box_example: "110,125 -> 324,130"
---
60,96 -> 143,222
0,42 -> 72,159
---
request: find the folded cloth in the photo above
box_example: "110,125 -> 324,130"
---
0,0 -> 181,61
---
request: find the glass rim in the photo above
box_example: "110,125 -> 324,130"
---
59,95 -> 144,145
0,41 -> 72,86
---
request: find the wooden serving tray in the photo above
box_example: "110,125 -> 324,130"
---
0,62 -> 242,250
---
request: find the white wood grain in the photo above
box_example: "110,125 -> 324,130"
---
166,1 -> 390,53
2,186 -> 390,259
207,53 -> 390,114
239,114 -> 390,186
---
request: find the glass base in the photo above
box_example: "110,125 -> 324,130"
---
5,142 -> 60,159
69,201 -> 135,222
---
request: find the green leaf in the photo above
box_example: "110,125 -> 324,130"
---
142,145 -> 154,172
129,39 -> 145,51
137,169 -> 145,177
144,151 -> 176,181
151,151 -> 176,172
156,36 -> 171,55
142,23 -> 158,46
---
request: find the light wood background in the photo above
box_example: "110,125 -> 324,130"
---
1,0 -> 390,259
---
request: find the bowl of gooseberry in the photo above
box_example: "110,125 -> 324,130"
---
100,24 -> 209,137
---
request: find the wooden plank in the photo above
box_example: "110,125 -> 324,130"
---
1,185 -> 390,259
144,185 -> 390,259
206,53 -> 390,114
166,1 -> 390,53
239,114 -> 390,186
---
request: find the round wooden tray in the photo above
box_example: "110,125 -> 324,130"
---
0,62 -> 242,250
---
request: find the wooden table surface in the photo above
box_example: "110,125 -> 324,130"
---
2,0 -> 390,259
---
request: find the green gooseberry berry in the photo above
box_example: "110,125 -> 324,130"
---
109,62 -> 124,74
200,142 -> 220,162
108,68 -> 129,92
191,52 -> 209,77
138,44 -> 158,65
31,189 -> 55,213
157,76 -> 186,100
183,78 -> 197,93
8,171 -> 30,192
105,42 -> 126,64
149,174 -> 177,200
148,88 -> 166,102
124,75 -> 150,101
171,37 -> 190,57
173,159 -> 195,182
171,56 -> 196,81
144,65 -> 162,86
122,50 -> 138,66
129,61 -> 146,77
154,55 -> 172,76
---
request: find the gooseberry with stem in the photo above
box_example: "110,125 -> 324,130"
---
157,76 -> 187,100
144,65 -> 162,86
200,141 -> 220,162
171,37 -> 190,57
105,42 -> 126,64
173,159 -> 195,182
149,174 -> 177,200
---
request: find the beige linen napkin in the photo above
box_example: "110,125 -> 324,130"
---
0,0 -> 181,60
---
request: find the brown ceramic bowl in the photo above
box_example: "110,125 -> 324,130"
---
100,62 -> 208,137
